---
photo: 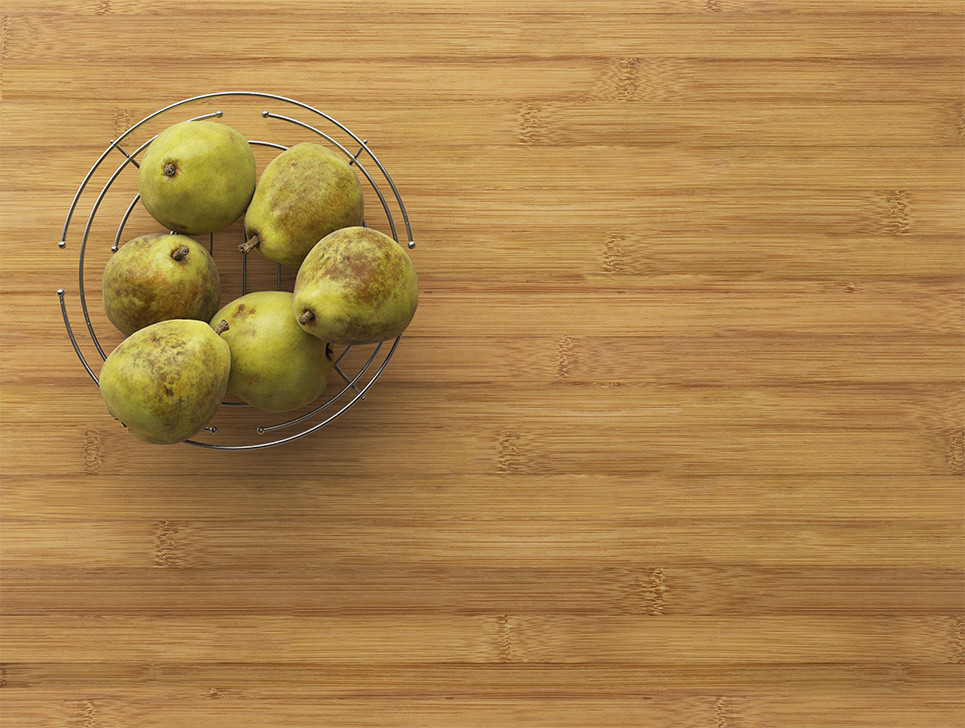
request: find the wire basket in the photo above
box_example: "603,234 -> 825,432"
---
58,91 -> 416,450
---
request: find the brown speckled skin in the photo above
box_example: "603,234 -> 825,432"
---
244,143 -> 364,268
102,233 -> 221,337
98,319 -> 230,444
210,291 -> 334,412
138,121 -> 256,235
292,226 -> 418,345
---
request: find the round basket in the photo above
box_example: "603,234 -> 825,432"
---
57,91 -> 416,450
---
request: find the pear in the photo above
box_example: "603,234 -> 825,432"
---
99,319 -> 231,444
292,226 -> 418,345
139,120 -> 256,235
240,143 -> 364,268
211,291 -> 335,412
103,232 -> 221,336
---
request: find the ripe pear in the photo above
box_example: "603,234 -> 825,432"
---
292,226 -> 418,345
211,291 -> 335,412
99,319 -> 231,444
139,120 -> 256,235
241,143 -> 364,268
103,232 -> 221,336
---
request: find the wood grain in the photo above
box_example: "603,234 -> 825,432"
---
1,1 -> 963,726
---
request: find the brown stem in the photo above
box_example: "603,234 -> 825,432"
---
163,163 -> 177,177
298,310 -> 315,325
238,235 -> 260,254
214,320 -> 230,335
171,245 -> 189,261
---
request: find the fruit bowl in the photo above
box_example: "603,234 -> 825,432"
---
57,91 -> 416,450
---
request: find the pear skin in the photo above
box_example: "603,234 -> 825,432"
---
139,120 -> 256,235
103,232 -> 221,336
211,291 -> 335,412
98,319 -> 231,444
242,143 -> 364,268
292,226 -> 418,345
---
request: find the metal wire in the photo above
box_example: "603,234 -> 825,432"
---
58,92 -> 416,450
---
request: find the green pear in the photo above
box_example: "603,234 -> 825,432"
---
99,319 -> 231,444
139,120 -> 256,235
211,291 -> 335,412
292,226 -> 418,345
241,143 -> 364,268
103,232 -> 221,336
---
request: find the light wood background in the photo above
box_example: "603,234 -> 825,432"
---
1,1 -> 963,726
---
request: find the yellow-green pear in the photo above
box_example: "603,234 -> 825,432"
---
241,143 -> 364,268
99,319 -> 231,444
211,291 -> 335,412
292,226 -> 418,345
102,232 -> 220,336
139,120 -> 256,234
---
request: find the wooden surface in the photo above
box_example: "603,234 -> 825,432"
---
1,1 -> 963,726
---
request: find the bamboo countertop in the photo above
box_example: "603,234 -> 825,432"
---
1,2 -> 963,726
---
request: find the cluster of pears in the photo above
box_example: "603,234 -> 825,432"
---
98,119 -> 418,444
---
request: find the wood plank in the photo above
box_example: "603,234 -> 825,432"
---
4,0 -> 963,14
24,281 -> 965,338
0,513 -> 960,568
3,15 -> 963,62
3,474 -> 961,521
4,58 -> 964,104
6,334 -> 964,387
10,146 -> 965,194
3,564 -> 962,616
5,100 -> 965,147
4,662 -> 962,695
0,691 -> 959,728
2,614 -> 960,664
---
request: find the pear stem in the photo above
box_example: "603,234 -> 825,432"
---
171,245 -> 189,261
298,310 -> 315,325
238,235 -> 260,254
214,320 -> 230,335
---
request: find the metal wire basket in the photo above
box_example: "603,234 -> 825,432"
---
58,91 -> 416,450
